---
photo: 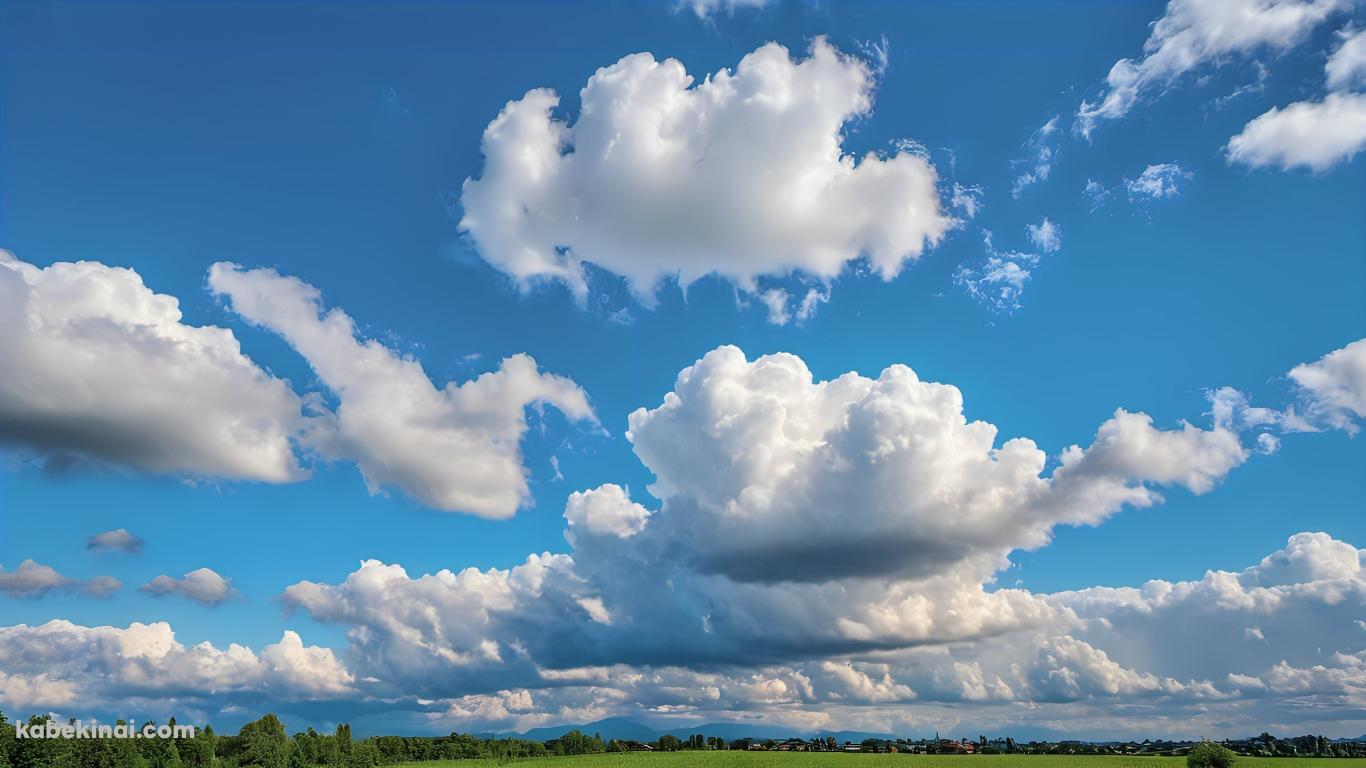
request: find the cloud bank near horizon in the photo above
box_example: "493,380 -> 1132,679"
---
1,340 -> 1361,738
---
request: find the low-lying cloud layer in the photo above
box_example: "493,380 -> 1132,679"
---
1,339 -> 1363,735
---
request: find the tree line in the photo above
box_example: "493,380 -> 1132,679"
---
3,710 -> 1363,767
0,712 -> 555,768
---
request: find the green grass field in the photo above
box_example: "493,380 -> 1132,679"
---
387,756 -> 1366,768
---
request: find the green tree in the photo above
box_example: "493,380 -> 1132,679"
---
0,712 -> 12,768
344,741 -> 380,768
657,735 -> 682,752
183,725 -> 218,768
334,725 -> 352,758
10,716 -> 62,768
552,730 -> 603,756
236,715 -> 290,768
1189,741 -> 1238,768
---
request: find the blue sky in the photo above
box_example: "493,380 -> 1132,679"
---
1,0 -> 1364,741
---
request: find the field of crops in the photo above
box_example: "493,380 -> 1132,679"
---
386,755 -> 1366,768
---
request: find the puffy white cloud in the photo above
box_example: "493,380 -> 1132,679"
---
208,263 -> 595,518
459,39 -> 952,302
0,620 -> 353,713
627,347 -> 1241,587
564,484 -> 653,542
234,346 -> 1361,733
1026,218 -> 1062,253
1326,25 -> 1366,90
281,553 -> 587,694
1288,337 -> 1366,432
1227,91 -> 1366,171
1077,0 -> 1346,136
0,560 -> 120,599
1204,338 -> 1366,439
1049,532 -> 1365,694
140,568 -> 237,606
0,250 -> 306,481
1125,163 -> 1193,199
259,630 -> 358,698
87,528 -> 144,554
282,345 -> 1254,705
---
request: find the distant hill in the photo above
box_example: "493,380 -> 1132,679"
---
510,717 -> 661,744
500,718 -> 896,744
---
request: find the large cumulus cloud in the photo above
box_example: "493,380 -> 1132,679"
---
277,345 -> 1263,701
0,250 -> 306,481
626,347 -> 1246,586
459,39 -> 952,303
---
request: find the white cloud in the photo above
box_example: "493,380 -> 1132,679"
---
1125,163 -> 1193,199
564,484 -> 653,542
1084,179 -> 1113,211
949,183 -> 984,220
1326,25 -> 1366,90
281,554 -> 579,693
1011,117 -> 1059,198
87,528 -> 144,554
7,342 -> 1338,733
208,263 -> 596,518
1227,91 -> 1366,171
459,39 -> 952,302
1049,532 -> 1365,702
758,285 -> 831,326
0,250 -> 306,482
1199,338 -> 1366,448
0,620 -> 352,712
283,345 -> 1253,701
0,560 -> 120,599
1026,218 -> 1062,253
259,630 -> 357,698
140,567 -> 237,607
1077,0 -> 1346,136
956,230 -> 1044,312
759,289 -> 792,326
1287,337 -> 1366,432
683,0 -> 769,18
269,531 -> 1362,734
957,258 -> 1033,312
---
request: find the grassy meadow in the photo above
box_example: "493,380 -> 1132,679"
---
386,755 -> 1366,768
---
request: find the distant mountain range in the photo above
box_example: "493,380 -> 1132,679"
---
494,716 -> 897,744
487,719 -> 1366,746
